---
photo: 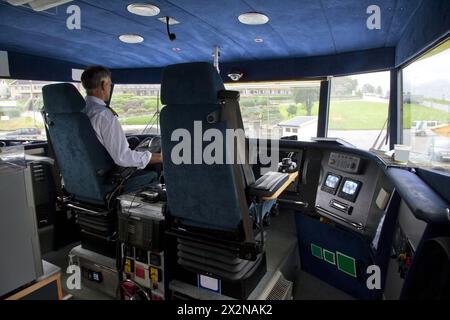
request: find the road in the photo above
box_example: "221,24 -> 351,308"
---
422,101 -> 450,113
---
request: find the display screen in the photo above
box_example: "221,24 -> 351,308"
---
325,174 -> 340,189
342,180 -> 359,195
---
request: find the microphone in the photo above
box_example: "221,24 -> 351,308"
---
166,16 -> 176,41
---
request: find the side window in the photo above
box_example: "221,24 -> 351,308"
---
402,39 -> 450,173
0,79 -> 77,141
328,71 -> 390,150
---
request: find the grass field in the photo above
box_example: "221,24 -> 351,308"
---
403,103 -> 450,127
119,115 -> 154,125
328,100 -> 388,130
329,101 -> 449,130
0,117 -> 38,131
424,98 -> 450,106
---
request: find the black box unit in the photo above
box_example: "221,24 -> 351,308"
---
118,194 -> 165,252
81,230 -> 117,259
173,252 -> 267,300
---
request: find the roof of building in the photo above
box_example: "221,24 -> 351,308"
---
278,116 -> 317,127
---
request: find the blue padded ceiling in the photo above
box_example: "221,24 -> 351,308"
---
0,0 -> 449,82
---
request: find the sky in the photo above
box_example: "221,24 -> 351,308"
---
404,49 -> 450,85
351,71 -> 390,94
349,47 -> 450,98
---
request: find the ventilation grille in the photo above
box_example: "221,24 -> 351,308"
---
260,271 -> 293,300
31,163 -> 45,182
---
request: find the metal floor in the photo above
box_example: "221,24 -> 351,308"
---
294,270 -> 354,300
41,208 -> 352,301
43,245 -> 353,301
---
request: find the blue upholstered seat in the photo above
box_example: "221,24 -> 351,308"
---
42,83 -> 156,205
160,62 -> 273,233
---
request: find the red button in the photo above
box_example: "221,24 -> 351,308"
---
135,266 -> 145,279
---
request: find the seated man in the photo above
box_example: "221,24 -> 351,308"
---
81,66 -> 161,170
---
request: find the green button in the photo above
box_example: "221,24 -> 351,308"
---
323,249 -> 336,265
336,251 -> 357,277
311,243 -> 323,260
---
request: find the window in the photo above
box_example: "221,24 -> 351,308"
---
0,79 -> 62,141
110,84 -> 161,135
402,39 -> 450,172
225,81 -> 321,140
0,80 -> 162,141
328,71 -> 390,150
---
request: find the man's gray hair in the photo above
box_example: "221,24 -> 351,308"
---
81,66 -> 111,93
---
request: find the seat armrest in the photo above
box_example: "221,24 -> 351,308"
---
248,171 -> 298,199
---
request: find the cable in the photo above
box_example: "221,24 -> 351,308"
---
166,16 -> 176,41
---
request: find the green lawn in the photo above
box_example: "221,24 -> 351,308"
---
328,100 -> 389,130
0,117 -> 38,131
424,98 -> 450,106
328,101 -> 449,130
119,115 -> 154,125
403,104 -> 450,127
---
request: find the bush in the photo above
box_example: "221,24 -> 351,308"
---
240,98 -> 255,107
287,104 -> 298,116
6,109 -> 21,118
144,99 -> 157,110
255,97 -> 269,105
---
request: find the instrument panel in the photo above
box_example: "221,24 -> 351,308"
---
315,151 -> 392,236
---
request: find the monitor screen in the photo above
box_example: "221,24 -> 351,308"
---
342,180 -> 359,195
325,174 -> 340,189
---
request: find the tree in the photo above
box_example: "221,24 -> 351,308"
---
287,104 -> 298,116
292,88 -> 319,116
362,83 -> 375,94
331,77 -> 358,97
376,86 -> 383,96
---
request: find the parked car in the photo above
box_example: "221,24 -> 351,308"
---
4,127 -> 42,139
428,136 -> 450,162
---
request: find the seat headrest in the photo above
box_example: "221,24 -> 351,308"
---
161,62 -> 225,105
43,83 -> 86,114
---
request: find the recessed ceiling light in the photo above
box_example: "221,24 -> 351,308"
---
119,34 -> 144,44
127,3 -> 160,16
238,12 -> 269,25
7,0 -> 74,12
255,37 -> 264,43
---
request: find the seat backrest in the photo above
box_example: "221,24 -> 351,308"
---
160,62 -> 251,233
42,83 -> 115,205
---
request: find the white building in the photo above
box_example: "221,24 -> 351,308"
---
278,116 -> 318,140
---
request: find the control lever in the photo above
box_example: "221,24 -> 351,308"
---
277,198 -> 308,208
279,157 -> 297,173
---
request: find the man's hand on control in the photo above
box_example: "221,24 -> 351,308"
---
149,153 -> 162,164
